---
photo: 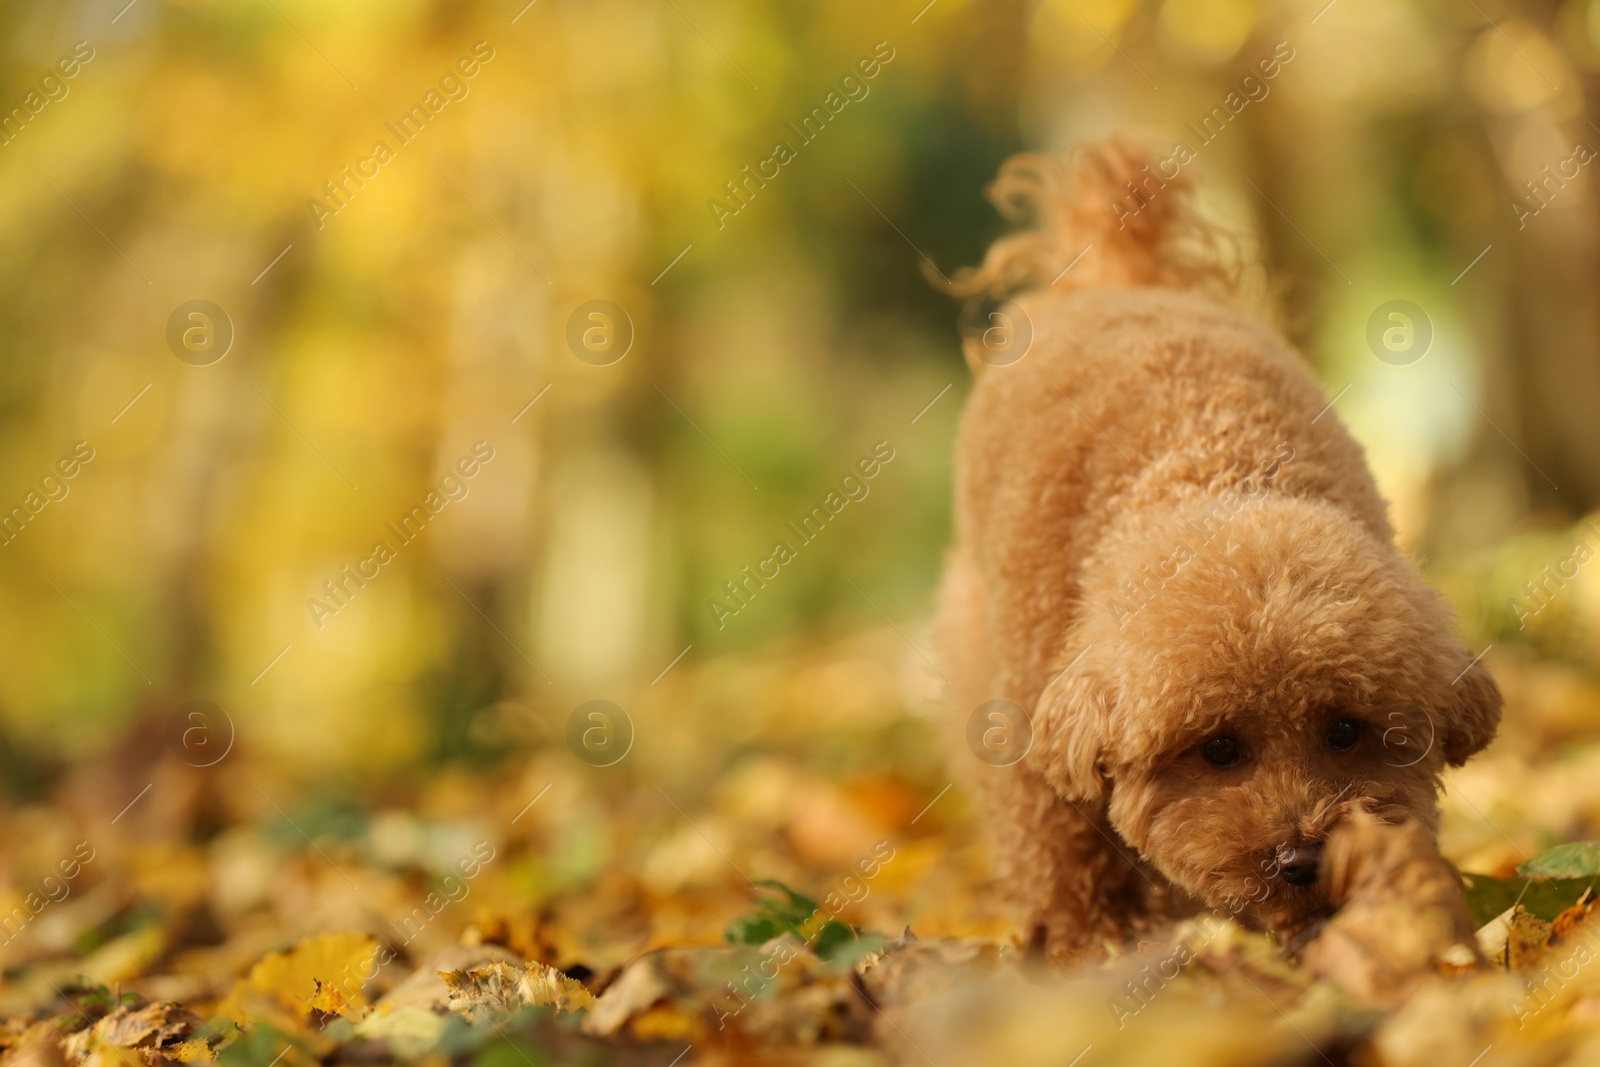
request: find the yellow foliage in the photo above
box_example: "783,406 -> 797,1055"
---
214,932 -> 379,1027
164,1038 -> 215,1063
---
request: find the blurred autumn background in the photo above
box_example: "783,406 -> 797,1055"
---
5,0 -> 1600,1064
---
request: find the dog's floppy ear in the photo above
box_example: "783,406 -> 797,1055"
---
1442,656 -> 1502,766
1030,644 -> 1114,803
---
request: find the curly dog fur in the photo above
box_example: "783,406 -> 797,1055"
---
936,138 -> 1502,957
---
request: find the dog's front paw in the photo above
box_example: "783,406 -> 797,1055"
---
1295,812 -> 1480,1005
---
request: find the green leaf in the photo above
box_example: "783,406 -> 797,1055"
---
1517,841 -> 1600,879
750,879 -> 819,923
811,921 -> 856,961
1461,872 -> 1600,926
724,913 -> 785,946
724,880 -> 824,945
813,924 -> 891,966
474,1035 -> 551,1067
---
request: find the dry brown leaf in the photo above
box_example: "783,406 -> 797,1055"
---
580,955 -> 676,1038
1551,893 -> 1598,946
856,937 -> 1005,1010
581,937 -> 870,1045
1509,907 -> 1554,970
1300,814 -> 1481,1005
370,945 -> 524,1014
354,947 -> 533,1058
438,960 -> 596,1025
59,1002 -> 206,1067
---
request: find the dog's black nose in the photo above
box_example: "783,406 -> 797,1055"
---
1276,842 -> 1323,887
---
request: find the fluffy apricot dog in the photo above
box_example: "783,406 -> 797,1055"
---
935,139 -> 1502,956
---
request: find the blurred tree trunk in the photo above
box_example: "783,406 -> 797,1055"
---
1503,175 -> 1600,516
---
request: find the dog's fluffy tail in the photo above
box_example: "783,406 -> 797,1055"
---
946,136 -> 1241,305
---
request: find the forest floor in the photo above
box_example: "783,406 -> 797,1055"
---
5,634 -> 1600,1066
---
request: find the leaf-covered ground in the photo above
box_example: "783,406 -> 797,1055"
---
9,628 -> 1600,1066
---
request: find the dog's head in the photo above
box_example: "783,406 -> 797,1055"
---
1030,492 -> 1500,935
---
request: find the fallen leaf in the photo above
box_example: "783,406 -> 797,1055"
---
1461,872 -> 1599,926
1300,814 -> 1481,1004
438,961 -> 595,1025
214,932 -> 379,1027
1519,842 -> 1600,879
1476,905 -> 1553,970
59,1002 -> 206,1067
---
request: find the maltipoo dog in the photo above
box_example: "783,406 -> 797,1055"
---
935,138 -> 1501,956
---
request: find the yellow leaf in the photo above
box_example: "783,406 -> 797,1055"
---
215,932 -> 381,1026
165,1038 -> 215,1063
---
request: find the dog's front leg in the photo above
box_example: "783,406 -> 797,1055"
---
979,760 -> 1159,959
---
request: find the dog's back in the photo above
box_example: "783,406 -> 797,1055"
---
941,141 -> 1390,738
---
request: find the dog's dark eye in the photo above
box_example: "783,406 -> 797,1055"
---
1202,736 -> 1240,768
1327,719 -> 1361,752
